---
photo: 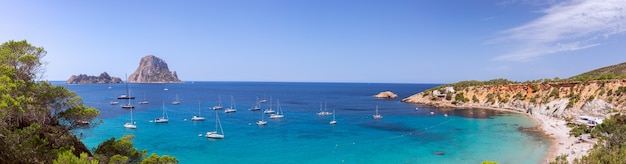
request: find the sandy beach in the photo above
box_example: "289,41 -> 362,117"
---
437,104 -> 594,163
532,113 -> 594,164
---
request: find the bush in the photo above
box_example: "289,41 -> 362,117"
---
513,92 -> 524,100
550,88 -> 560,98
472,95 -> 479,103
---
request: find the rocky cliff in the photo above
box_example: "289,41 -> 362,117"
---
65,72 -> 122,84
128,55 -> 181,83
402,80 -> 626,119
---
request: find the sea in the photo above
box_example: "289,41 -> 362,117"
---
60,82 -> 549,164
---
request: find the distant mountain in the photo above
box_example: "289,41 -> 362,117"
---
128,55 -> 181,83
570,62 -> 626,81
66,72 -> 122,84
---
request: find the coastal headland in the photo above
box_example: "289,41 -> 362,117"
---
402,78 -> 626,163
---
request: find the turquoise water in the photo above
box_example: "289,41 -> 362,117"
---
64,82 -> 549,163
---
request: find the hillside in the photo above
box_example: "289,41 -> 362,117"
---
403,80 -> 625,118
402,62 -> 626,119
570,62 -> 626,81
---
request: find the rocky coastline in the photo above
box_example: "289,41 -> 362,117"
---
65,72 -> 122,84
401,80 -> 626,163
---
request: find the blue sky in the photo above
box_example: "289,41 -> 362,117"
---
1,0 -> 625,83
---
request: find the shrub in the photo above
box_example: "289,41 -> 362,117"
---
513,92 -> 524,100
472,95 -> 479,103
550,88 -> 560,98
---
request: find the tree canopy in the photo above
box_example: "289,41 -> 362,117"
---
0,40 -> 98,162
0,40 -> 177,163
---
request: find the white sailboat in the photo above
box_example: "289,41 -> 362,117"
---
121,74 -> 134,109
224,95 -> 237,113
330,109 -> 337,125
172,94 -> 180,105
118,74 -> 135,99
269,99 -> 284,119
263,96 -> 275,114
256,109 -> 267,125
250,97 -> 261,111
110,101 -> 119,105
123,107 -> 137,129
155,102 -> 169,123
212,95 -> 223,110
317,101 -> 332,116
206,111 -> 225,139
373,105 -> 383,119
139,93 -> 149,104
122,90 -> 134,109
192,101 -> 205,121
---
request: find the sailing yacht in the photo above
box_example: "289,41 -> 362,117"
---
269,99 -> 284,119
206,111 -> 225,139
212,95 -> 224,110
330,109 -> 337,125
122,90 -> 134,109
250,97 -> 261,111
123,108 -> 137,129
121,74 -> 134,109
117,77 -> 135,99
373,105 -> 383,119
172,94 -> 180,105
139,93 -> 149,104
192,101 -> 205,121
317,101 -> 332,116
155,102 -> 169,123
224,96 -> 237,113
263,96 -> 275,114
256,109 -> 267,125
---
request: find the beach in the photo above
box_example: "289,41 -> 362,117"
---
444,105 -> 595,164
532,113 -> 594,163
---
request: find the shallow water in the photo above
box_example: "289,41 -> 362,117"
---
64,82 -> 549,163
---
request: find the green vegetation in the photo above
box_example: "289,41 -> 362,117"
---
0,40 -> 97,162
556,114 -> 626,163
482,161 -> 499,164
570,62 -> 626,81
513,92 -> 524,100
92,135 -> 178,164
550,88 -> 560,99
0,40 -> 177,163
454,92 -> 469,103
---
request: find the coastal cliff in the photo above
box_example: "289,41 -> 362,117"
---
65,72 -> 122,84
402,80 -> 626,119
128,55 -> 181,83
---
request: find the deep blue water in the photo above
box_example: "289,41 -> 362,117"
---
61,82 -> 549,163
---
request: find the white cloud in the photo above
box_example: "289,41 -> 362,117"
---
494,0 -> 626,61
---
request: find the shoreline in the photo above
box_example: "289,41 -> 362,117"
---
417,103 -> 593,164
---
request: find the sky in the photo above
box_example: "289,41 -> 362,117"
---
1,0 -> 625,83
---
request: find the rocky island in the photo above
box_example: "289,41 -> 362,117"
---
373,91 -> 398,99
65,72 -> 122,84
128,55 -> 181,83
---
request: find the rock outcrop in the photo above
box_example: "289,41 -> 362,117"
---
128,55 -> 181,83
402,80 -> 626,119
65,72 -> 122,84
373,91 -> 398,99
